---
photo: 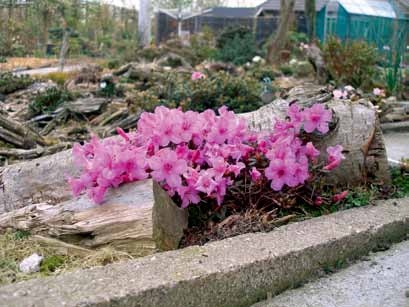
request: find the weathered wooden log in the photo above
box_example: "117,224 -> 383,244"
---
63,97 -> 109,114
380,101 -> 409,123
0,142 -> 71,160
241,85 -> 391,185
0,179 -> 187,255
0,149 -> 77,214
0,113 -> 48,148
103,112 -> 141,136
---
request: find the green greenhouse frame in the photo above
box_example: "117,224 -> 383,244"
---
317,0 -> 409,54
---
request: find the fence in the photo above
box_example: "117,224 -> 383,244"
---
156,11 -> 310,45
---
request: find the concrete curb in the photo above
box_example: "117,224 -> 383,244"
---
1,198 -> 409,307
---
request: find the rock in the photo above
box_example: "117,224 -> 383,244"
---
152,181 -> 188,251
305,43 -> 329,83
19,253 -> 43,274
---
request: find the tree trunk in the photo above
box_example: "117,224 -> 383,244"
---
42,9 -> 50,55
267,0 -> 295,64
6,0 -> 14,55
138,0 -> 151,48
59,20 -> 70,72
305,0 -> 316,41
241,84 -> 391,186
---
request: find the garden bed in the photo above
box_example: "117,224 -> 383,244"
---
181,167 -> 408,247
1,167 -> 407,286
1,197 -> 409,307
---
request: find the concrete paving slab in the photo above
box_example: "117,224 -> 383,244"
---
1,198 -> 409,307
383,131 -> 409,162
253,239 -> 409,307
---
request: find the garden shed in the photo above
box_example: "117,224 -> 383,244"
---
156,0 -> 327,44
317,0 -> 409,53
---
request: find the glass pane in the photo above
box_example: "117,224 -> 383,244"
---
338,0 -> 396,18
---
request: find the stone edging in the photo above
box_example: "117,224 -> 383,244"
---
1,198 -> 409,307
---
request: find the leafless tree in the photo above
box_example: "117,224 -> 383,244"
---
266,0 -> 295,64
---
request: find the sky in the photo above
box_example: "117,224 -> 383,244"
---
105,0 -> 265,9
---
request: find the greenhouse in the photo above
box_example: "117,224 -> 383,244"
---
317,0 -> 409,53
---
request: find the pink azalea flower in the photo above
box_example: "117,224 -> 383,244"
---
373,88 -> 386,97
323,159 -> 341,170
315,196 -> 323,206
179,111 -> 200,142
287,103 -> 303,131
177,185 -> 201,208
214,177 -> 231,205
289,161 -> 309,186
209,157 -> 228,178
303,104 -> 332,134
191,71 -> 205,81
333,89 -> 348,100
116,127 -> 129,142
265,159 -> 295,191
228,162 -> 245,177
195,171 -> 217,196
305,142 -> 320,161
333,191 -> 348,202
324,145 -> 345,170
87,186 -> 108,204
149,148 -> 187,188
250,167 -> 262,182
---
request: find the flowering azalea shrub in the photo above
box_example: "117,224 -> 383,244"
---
69,103 -> 345,209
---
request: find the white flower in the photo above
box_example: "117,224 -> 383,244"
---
383,45 -> 390,51
344,85 -> 354,92
252,56 -> 262,63
100,81 -> 107,89
289,59 -> 297,65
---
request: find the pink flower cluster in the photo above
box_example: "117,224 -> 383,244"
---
191,71 -> 206,81
69,103 -> 344,207
373,88 -> 386,97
